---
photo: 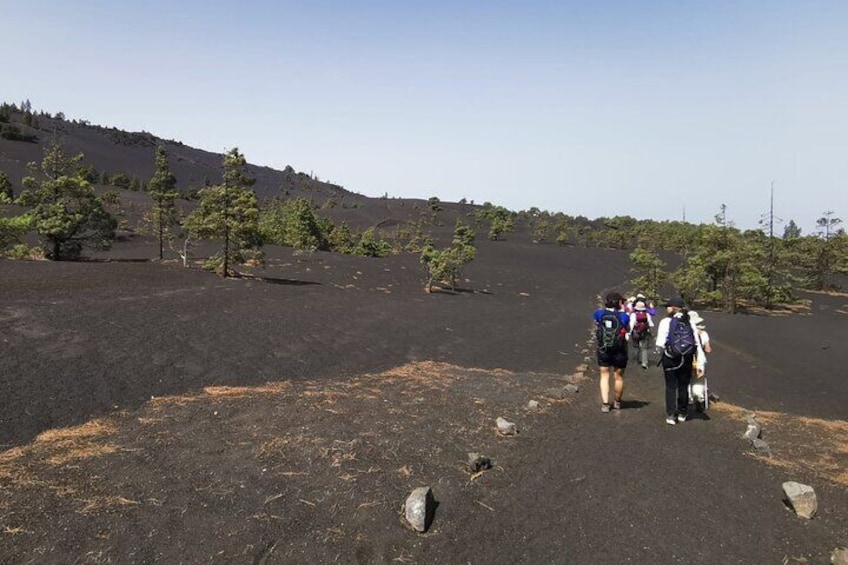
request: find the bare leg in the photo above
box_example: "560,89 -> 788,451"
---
613,368 -> 625,402
599,366 -> 611,405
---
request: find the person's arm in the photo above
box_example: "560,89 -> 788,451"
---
702,331 -> 712,354
691,319 -> 705,363
655,318 -> 670,348
629,312 -> 637,332
647,313 -> 655,328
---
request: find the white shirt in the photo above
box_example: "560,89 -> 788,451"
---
628,310 -> 655,332
654,312 -> 705,360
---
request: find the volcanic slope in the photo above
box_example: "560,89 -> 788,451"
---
1,236 -> 847,564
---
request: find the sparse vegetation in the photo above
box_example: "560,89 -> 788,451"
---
145,146 -> 180,260
16,139 -> 116,260
184,148 -> 262,276
421,220 -> 476,292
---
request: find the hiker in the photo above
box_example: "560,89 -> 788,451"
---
636,293 -> 657,316
594,292 -> 630,412
624,296 -> 637,314
629,299 -> 654,369
655,296 -> 704,425
688,311 -> 712,411
688,311 -> 712,376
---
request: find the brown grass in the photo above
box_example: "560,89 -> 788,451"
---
0,360 -> 579,522
713,403 -> 848,486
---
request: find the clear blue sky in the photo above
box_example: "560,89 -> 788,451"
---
4,0 -> 846,232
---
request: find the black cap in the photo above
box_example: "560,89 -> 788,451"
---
666,296 -> 685,308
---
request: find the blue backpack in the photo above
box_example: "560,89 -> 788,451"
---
665,315 -> 696,358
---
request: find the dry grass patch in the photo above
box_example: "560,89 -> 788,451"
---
714,403 -> 848,487
78,495 -> 140,515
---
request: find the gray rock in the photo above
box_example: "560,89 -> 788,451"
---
782,481 -> 817,519
496,417 -> 517,436
526,400 -> 541,412
404,486 -> 435,532
546,388 -> 566,400
745,412 -> 758,425
751,438 -> 771,456
564,384 -> 580,394
831,547 -> 848,565
743,423 -> 761,441
467,452 -> 493,473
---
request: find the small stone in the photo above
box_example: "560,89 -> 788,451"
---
404,486 -> 435,532
751,438 -> 771,456
831,547 -> 848,565
526,400 -> 541,412
496,417 -> 517,436
576,363 -> 589,373
564,384 -> 580,394
546,388 -> 566,400
782,481 -> 817,519
467,452 -> 492,473
743,423 -> 761,441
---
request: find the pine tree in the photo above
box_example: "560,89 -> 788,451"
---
21,139 -> 116,260
0,171 -> 13,201
629,247 -> 667,299
184,148 -> 261,276
147,146 -> 180,260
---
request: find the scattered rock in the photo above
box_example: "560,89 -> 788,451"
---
526,400 -> 541,412
831,547 -> 848,565
782,481 -> 817,519
496,417 -> 517,436
575,363 -> 588,373
564,384 -> 580,394
746,412 -> 759,426
467,452 -> 493,473
743,422 -> 761,441
545,388 -> 567,400
751,438 -> 771,456
404,486 -> 436,532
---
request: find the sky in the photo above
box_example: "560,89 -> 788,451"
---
3,0 -> 847,232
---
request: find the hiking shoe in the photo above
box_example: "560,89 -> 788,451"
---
665,416 -> 677,426
677,413 -> 687,423
612,399 -> 621,410
641,364 -> 648,370
601,403 -> 611,413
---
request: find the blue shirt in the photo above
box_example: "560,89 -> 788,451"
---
593,308 -> 630,328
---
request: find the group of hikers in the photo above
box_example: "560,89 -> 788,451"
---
593,292 -> 712,425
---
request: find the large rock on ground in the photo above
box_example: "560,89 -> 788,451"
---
743,422 -> 761,441
467,452 -> 493,473
831,547 -> 848,565
404,486 -> 435,532
496,417 -> 517,436
782,481 -> 817,519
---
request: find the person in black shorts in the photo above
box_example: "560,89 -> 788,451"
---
593,292 -> 630,412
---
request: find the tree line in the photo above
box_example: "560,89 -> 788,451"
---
0,141 -> 478,288
1,122 -> 844,300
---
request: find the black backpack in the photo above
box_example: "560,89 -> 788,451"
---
665,315 -> 696,358
597,311 -> 626,352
